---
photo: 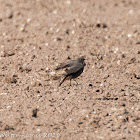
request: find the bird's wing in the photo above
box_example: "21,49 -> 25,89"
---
65,63 -> 83,75
56,60 -> 75,70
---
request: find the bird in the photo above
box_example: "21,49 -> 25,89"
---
55,56 -> 86,86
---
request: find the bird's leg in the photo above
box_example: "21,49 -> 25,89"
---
59,76 -> 67,87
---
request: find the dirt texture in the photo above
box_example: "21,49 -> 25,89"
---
0,0 -> 140,140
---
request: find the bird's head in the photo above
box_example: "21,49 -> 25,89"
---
78,56 -> 86,64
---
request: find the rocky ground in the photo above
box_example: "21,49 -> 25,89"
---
0,0 -> 140,140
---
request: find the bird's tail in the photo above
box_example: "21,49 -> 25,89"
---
59,76 -> 67,86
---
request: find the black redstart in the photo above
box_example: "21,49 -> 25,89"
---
56,56 -> 86,86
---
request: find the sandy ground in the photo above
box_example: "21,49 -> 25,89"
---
0,0 -> 140,140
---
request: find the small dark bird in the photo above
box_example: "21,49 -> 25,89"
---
56,56 -> 86,86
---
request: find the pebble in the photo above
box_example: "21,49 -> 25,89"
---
12,101 -> 15,104
49,27 -> 53,31
2,32 -> 6,36
53,10 -> 57,14
33,46 -> 36,50
0,51 -> 5,57
7,106 -> 12,109
0,92 -> 8,95
56,28 -> 60,32
69,118 -> 72,121
50,71 -> 56,75
37,128 -> 40,132
114,48 -> 119,53
82,9 -> 86,13
117,60 -> 120,65
53,89 -> 57,92
20,27 -> 25,32
118,116 -> 123,119
66,0 -> 71,5
46,67 -> 49,71
71,30 -> 75,34
127,34 -> 132,38
104,36 -> 109,39
7,11 -> 13,19
111,107 -> 117,111
21,24 -> 26,30
27,18 -> 31,23
129,10 -> 133,15
1,45 -> 4,48
53,38 -> 57,42
89,83 -> 93,87
100,83 -> 103,86
45,43 -> 49,46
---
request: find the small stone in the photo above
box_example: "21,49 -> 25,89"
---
103,23 -> 107,28
20,27 -> 25,32
96,89 -> 100,92
56,28 -> 60,32
118,116 -> 123,119
1,45 -> 4,48
66,0 -> 71,4
65,29 -> 69,34
0,92 -> 8,95
53,38 -> 57,42
71,30 -> 75,34
69,118 -> 72,121
0,51 -> 5,57
27,18 -> 31,23
117,60 -> 120,65
114,48 -> 119,53
45,43 -> 49,46
96,23 -> 101,28
50,71 -> 56,76
7,11 -> 13,19
53,10 -> 57,14
50,27 -> 53,31
121,54 -> 126,58
127,34 -> 132,38
57,37 -> 62,41
7,106 -> 12,109
32,109 -> 38,118
11,78 -> 17,84
136,42 -> 140,45
89,83 -> 93,87
104,36 -> 109,39
2,32 -> 6,36
129,10 -> 133,14
100,83 -> 103,86
37,128 -> 40,132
